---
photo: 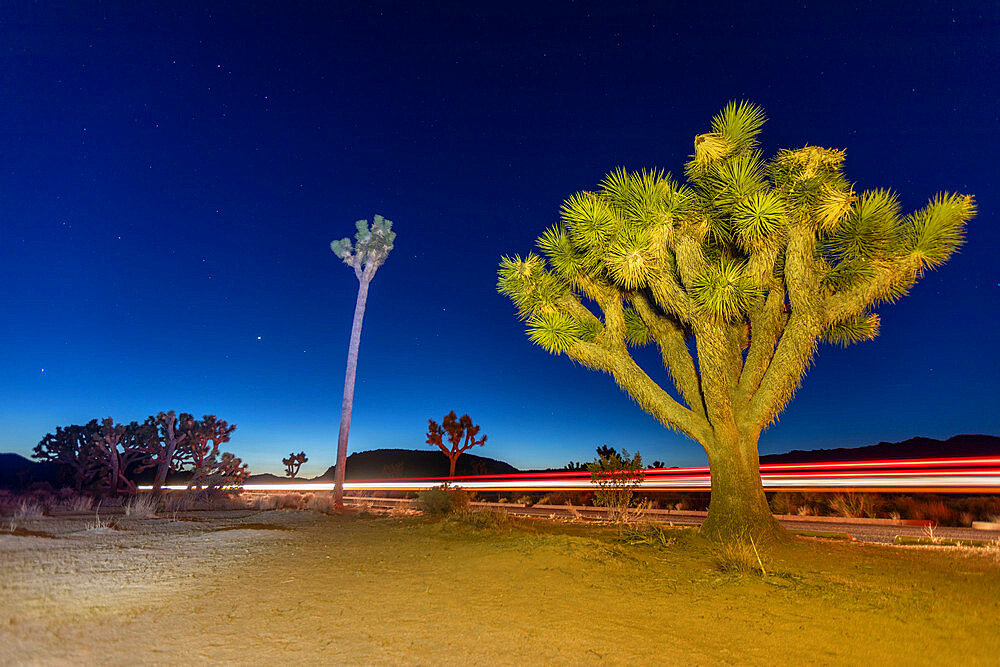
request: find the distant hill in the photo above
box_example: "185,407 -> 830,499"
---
0,453 -> 61,490
243,448 -> 517,483
759,434 -> 1000,463
308,448 -> 518,481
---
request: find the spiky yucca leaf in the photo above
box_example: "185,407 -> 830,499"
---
711,100 -> 767,153
601,168 -> 672,227
606,231 -> 656,290
689,258 -> 761,321
905,192 -> 975,270
537,225 -> 582,278
815,183 -> 857,231
497,254 -> 568,319
704,150 -> 768,213
623,308 -> 652,346
822,313 -> 881,346
561,192 -> 618,251
578,317 -> 602,342
820,259 -> 875,293
691,133 -> 732,167
526,312 -> 583,354
827,189 -> 901,261
732,190 -> 786,250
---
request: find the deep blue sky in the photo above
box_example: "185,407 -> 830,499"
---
2,2 -> 998,476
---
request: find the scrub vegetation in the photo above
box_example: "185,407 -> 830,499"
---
498,101 -> 976,544
2,506 -> 998,663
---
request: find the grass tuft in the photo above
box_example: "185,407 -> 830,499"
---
123,494 -> 158,519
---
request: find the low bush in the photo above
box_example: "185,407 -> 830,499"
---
619,522 -> 676,548
446,508 -> 512,532
306,493 -> 337,514
416,485 -> 470,515
13,500 -> 45,521
63,495 -> 94,512
162,492 -> 198,511
123,494 -> 157,519
710,533 -> 768,576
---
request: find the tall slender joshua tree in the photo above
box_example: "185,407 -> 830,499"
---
330,215 -> 396,508
498,101 -> 975,544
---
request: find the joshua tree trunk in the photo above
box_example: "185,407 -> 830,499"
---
448,455 -> 457,478
700,429 -> 783,544
334,275 -> 371,509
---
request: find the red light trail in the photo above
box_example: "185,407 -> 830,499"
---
140,456 -> 1000,493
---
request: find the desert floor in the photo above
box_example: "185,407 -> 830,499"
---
2,505 -> 999,665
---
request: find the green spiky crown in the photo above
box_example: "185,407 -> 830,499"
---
498,101 -> 975,357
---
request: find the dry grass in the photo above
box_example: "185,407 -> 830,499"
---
123,495 -> 158,519
710,533 -> 768,576
14,500 -> 45,521
62,495 -> 94,512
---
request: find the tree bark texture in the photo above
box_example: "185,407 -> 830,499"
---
700,430 -> 785,544
334,277 -> 371,509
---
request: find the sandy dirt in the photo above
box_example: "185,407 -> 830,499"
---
2,507 -> 999,665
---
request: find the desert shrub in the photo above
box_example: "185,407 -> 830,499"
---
249,494 -> 278,510
447,508 -> 512,532
123,494 -> 158,518
63,494 -> 94,512
306,493 -> 336,513
416,485 -> 470,515
587,449 -> 645,523
619,522 -> 676,548
515,495 -> 534,506
828,492 -> 879,519
162,492 -> 198,511
14,500 -> 45,521
954,496 -> 1000,522
915,499 -> 957,525
710,532 -> 768,576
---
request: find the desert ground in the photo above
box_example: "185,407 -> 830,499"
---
2,501 -> 999,665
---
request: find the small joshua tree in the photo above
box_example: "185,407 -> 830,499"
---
92,418 -> 157,496
183,415 -> 236,472
283,451 -> 308,478
33,420 -> 102,491
587,448 -> 645,523
330,214 -> 396,509
151,411 -> 194,492
426,411 -> 488,477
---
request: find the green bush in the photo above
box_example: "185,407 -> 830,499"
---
587,448 -> 645,523
711,532 -> 768,576
416,485 -> 470,515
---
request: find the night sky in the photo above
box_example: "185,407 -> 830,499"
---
2,2 -> 998,477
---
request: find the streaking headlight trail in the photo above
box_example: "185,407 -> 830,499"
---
138,456 -> 1000,493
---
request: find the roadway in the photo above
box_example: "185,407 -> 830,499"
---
349,497 -> 1000,545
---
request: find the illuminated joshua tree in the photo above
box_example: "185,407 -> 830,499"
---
283,451 -> 308,478
426,411 -> 488,477
330,215 -> 396,509
498,101 -> 975,543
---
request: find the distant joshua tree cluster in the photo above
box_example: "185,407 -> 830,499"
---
32,411 -> 248,496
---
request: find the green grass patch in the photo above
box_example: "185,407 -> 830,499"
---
790,529 -> 855,541
893,535 -> 996,548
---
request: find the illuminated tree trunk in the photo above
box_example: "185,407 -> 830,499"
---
701,430 -> 784,544
334,276 -> 370,509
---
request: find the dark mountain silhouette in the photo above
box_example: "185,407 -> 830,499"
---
759,434 -> 1000,463
0,453 -> 61,490
307,448 -> 518,481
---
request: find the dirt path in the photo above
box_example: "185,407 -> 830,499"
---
2,509 -> 999,664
